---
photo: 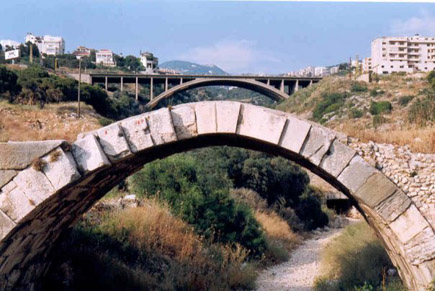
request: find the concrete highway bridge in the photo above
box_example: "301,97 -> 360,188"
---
0,101 -> 434,290
85,73 -> 322,109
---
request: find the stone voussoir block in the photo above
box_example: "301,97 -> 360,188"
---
300,126 -> 336,166
354,172 -> 398,208
13,167 -> 56,205
171,105 -> 198,140
146,107 -> 177,145
319,139 -> 356,177
279,116 -> 311,154
237,103 -> 287,144
120,114 -> 154,153
0,181 -> 34,223
72,134 -> 111,174
41,147 -> 81,191
195,102 -> 217,134
375,189 -> 412,223
216,101 -> 241,134
403,227 -> 435,265
96,123 -> 131,162
389,204 -> 431,244
0,170 -> 17,190
337,155 -> 377,194
0,210 -> 15,240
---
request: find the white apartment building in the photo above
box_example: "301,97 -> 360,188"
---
140,52 -> 159,73
371,35 -> 435,74
329,66 -> 339,74
96,49 -> 116,67
363,57 -> 372,73
73,46 -> 91,59
314,66 -> 330,76
25,33 -> 65,56
0,40 -> 21,50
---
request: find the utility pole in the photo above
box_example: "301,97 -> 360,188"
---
77,57 -> 82,118
29,43 -> 33,64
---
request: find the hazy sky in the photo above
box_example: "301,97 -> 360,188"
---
1,0 -> 435,74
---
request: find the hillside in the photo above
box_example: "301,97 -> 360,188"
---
0,101 -> 102,142
159,60 -> 228,75
276,73 -> 435,153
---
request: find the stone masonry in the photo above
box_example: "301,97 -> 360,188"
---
0,101 -> 433,290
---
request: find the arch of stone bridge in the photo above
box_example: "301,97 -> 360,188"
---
146,78 -> 291,109
0,101 -> 434,290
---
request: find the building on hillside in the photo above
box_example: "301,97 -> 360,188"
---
0,40 -> 21,50
96,49 -> 116,67
371,35 -> 435,74
25,33 -> 65,56
314,66 -> 330,76
73,46 -> 91,59
329,66 -> 339,74
140,52 -> 159,73
363,57 -> 372,73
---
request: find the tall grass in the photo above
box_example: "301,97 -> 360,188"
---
314,222 -> 405,291
43,199 -> 258,290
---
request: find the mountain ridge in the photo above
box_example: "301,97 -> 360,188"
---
160,60 -> 229,75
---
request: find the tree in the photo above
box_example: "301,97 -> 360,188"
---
124,55 -> 141,71
0,66 -> 19,97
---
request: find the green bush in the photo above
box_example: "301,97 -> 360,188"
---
398,95 -> 414,106
313,92 -> 348,122
0,66 -> 19,97
370,101 -> 392,115
351,82 -> 368,92
369,89 -> 385,97
98,117 -> 115,126
408,95 -> 435,125
129,155 -> 267,256
373,115 -> 387,127
350,108 -> 363,118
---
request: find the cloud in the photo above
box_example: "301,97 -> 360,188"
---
390,11 -> 435,36
178,40 -> 280,74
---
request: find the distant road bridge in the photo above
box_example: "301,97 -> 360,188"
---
86,73 -> 322,109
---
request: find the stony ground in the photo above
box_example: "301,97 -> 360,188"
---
255,227 -> 342,291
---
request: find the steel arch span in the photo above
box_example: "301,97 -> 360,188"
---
0,101 -> 434,290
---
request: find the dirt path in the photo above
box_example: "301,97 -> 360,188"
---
255,227 -> 342,291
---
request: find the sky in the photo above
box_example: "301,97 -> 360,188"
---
1,0 -> 435,74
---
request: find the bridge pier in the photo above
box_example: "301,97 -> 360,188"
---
180,78 -> 183,85
120,77 -> 124,92
294,79 -> 299,93
135,77 -> 139,101
165,78 -> 168,91
105,76 -> 108,91
280,80 -> 285,93
150,77 -> 154,100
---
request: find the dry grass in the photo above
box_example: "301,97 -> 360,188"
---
0,101 -> 101,142
255,210 -> 301,263
340,124 -> 435,153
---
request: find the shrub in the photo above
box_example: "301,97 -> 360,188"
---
351,82 -> 368,92
398,95 -> 414,106
128,155 -> 267,256
408,95 -> 435,125
350,108 -> 363,118
313,92 -> 348,122
373,115 -> 387,127
98,117 -> 115,127
370,101 -> 392,115
369,89 -> 385,97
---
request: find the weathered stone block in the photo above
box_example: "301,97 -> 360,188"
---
72,134 -> 111,174
0,170 -> 17,189
403,227 -> 435,265
13,167 -> 55,205
279,117 -> 311,153
0,182 -> 34,222
96,123 -> 131,161
375,189 -> 411,222
390,205 -> 430,244
171,105 -> 197,140
0,140 -> 64,170
0,210 -> 15,240
146,108 -> 177,145
216,101 -> 240,133
41,148 -> 81,191
337,155 -> 376,193
319,139 -> 355,177
195,102 -> 216,134
237,104 -> 286,144
120,114 -> 153,152
354,172 -> 397,208
300,126 -> 335,166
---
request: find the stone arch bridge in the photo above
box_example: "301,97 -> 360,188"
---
0,101 -> 433,290
86,73 -> 321,109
